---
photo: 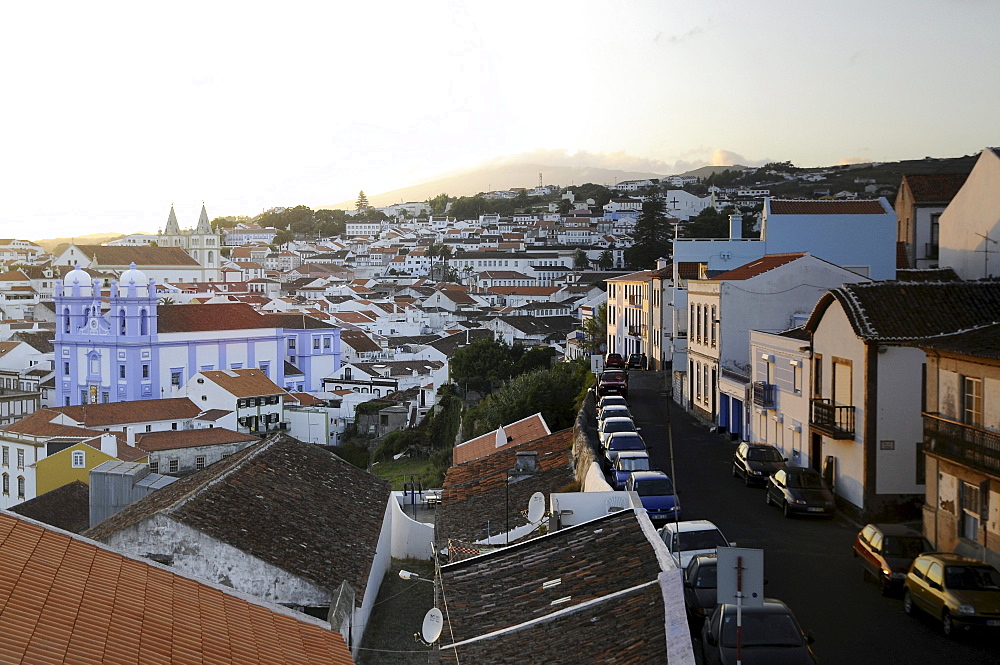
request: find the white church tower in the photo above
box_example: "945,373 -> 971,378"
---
157,204 -> 221,270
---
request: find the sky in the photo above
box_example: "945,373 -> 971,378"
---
2,0 -> 998,240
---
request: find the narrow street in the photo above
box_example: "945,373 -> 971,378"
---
624,370 -> 997,664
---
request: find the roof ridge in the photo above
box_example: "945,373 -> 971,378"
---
165,435 -> 275,514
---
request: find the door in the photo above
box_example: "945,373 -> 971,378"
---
811,433 -> 823,472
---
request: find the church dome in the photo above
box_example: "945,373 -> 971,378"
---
64,263 -> 91,288
119,262 -> 148,286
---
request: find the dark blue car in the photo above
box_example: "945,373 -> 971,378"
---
626,470 -> 681,524
611,450 -> 651,490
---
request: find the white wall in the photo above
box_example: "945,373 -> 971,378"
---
939,149 -> 1000,279
388,492 -> 435,559
874,346 -> 926,496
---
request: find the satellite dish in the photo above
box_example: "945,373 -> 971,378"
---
527,492 -> 545,523
421,607 -> 444,644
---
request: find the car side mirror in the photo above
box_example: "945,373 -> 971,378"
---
783,457 -> 789,462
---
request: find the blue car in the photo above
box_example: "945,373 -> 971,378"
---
611,450 -> 651,490
625,470 -> 680,524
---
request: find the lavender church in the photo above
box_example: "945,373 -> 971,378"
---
54,264 -> 340,406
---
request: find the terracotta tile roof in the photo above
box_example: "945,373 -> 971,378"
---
158,303 -> 276,332
85,435 -> 390,603
917,322 -> 1000,360
901,172 -> 969,203
896,267 -> 961,283
287,392 -> 325,407
0,511 -> 354,664
809,280 -> 1000,342
606,270 -> 653,282
427,328 -> 495,358
264,312 -> 337,330
198,368 -> 283,398
134,427 -> 259,452
71,244 -> 201,267
710,253 -> 807,281
195,409 -> 231,422
438,509 -> 668,652
0,270 -> 28,281
51,398 -> 202,427
453,413 -> 551,465
485,286 -> 560,296
8,480 -> 91,534
340,329 -> 381,353
438,429 -> 574,543
0,409 -> 105,442
768,199 -> 888,215
10,331 -> 54,353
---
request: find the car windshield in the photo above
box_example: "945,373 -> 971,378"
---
618,457 -> 650,472
694,564 -> 717,589
609,436 -> 644,451
883,536 -> 931,558
602,372 -> 626,382
787,472 -> 825,489
601,407 -> 630,419
636,477 -> 674,496
748,448 -> 783,462
604,420 -> 636,433
675,529 -> 727,552
944,565 -> 1000,591
721,612 -> 803,648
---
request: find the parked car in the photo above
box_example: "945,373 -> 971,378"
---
596,404 -> 633,428
683,553 -> 718,628
625,470 -> 680,524
603,432 -> 646,468
604,352 -> 626,369
597,370 -> 629,397
610,450 -> 650,490
854,523 -> 932,595
659,520 -> 732,569
627,353 -> 647,370
701,599 -> 818,664
596,395 -> 628,417
764,467 -> 835,518
598,416 -> 639,449
732,442 -> 787,487
903,552 -> 1000,637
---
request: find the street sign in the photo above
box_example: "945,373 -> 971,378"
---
716,547 -> 764,609
591,354 -> 604,374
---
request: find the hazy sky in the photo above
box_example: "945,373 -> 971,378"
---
2,0 -> 997,239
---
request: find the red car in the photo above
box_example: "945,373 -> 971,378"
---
598,370 -> 629,397
604,353 -> 626,369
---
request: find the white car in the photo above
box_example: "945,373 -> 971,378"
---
596,404 -> 633,427
597,395 -> 628,417
598,416 -> 639,449
659,520 -> 733,569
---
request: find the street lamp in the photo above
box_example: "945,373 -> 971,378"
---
398,570 -> 433,582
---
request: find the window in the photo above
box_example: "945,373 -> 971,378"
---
64,362 -> 70,376
832,357 -> 852,407
710,306 -> 717,347
17,449 -> 24,469
120,365 -> 126,379
171,371 -> 181,387
171,422 -> 178,430
962,481 -> 982,541
964,377 -> 983,427
120,309 -> 127,335
2,446 -> 7,466
288,338 -> 296,350
17,476 -> 24,498
195,456 -> 206,471
1,473 -> 7,494
142,364 -> 149,379
168,459 -> 179,473
145,425 -> 152,433
71,450 -> 85,468
149,460 -> 159,473
792,362 -> 802,394
812,353 -> 823,398
323,336 -> 331,349
313,337 -> 320,350
140,309 -> 148,335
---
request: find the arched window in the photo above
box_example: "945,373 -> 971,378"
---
2,473 -> 8,494
207,250 -> 214,264
140,309 -> 148,335
64,307 -> 71,333
120,308 -> 127,335
17,476 -> 25,498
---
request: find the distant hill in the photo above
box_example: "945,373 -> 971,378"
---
34,232 -> 126,255
678,164 -> 750,179
321,162 -> 669,210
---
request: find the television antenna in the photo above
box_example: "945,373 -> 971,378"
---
974,232 -> 998,278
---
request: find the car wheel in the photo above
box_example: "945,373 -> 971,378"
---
942,610 -> 955,637
782,500 -> 792,518
902,589 -> 915,615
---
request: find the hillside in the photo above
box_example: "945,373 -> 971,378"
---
321,162 -> 668,210
34,232 -> 127,255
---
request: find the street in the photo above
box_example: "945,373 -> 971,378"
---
622,371 -> 998,664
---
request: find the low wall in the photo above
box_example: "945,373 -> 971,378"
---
572,390 -> 601,489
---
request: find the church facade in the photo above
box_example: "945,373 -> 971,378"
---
157,204 -> 223,275
54,265 -> 340,406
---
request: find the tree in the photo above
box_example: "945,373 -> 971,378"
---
573,249 -> 589,270
580,303 -> 607,354
557,199 -> 572,214
680,206 -> 758,239
356,190 -> 370,213
427,193 -> 451,216
624,193 -> 672,269
449,337 -> 516,396
597,250 -> 614,271
273,228 -> 295,247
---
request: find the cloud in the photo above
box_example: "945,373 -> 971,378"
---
475,149 -> 678,174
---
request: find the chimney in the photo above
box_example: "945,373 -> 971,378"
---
100,433 -> 118,457
656,257 -> 669,271
729,214 -> 743,240
126,426 -> 135,447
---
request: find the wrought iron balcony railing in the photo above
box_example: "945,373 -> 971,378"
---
810,398 -> 855,439
923,412 -> 1000,475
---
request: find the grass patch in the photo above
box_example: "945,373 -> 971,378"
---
371,456 -> 438,490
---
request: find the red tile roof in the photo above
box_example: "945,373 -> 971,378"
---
452,413 -> 552,465
198,369 -> 283,398
51,398 -> 202,427
158,303 -> 275,333
710,253 -> 807,281
71,244 -> 201,267
768,199 -> 888,215
901,173 -> 969,203
0,511 -> 355,664
135,427 -> 259,452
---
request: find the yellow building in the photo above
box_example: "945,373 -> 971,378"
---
33,433 -> 147,497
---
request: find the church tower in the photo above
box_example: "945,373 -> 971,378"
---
161,205 -> 183,248
188,203 -> 220,271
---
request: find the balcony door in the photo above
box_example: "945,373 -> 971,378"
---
832,357 -> 852,407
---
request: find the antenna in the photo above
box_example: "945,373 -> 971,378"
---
527,491 -> 545,523
421,607 -> 444,643
974,232 -> 998,278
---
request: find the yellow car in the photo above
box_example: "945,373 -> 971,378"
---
903,552 -> 1000,637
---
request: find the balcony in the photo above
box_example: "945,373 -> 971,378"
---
627,295 -> 644,307
752,382 -> 775,408
923,412 -> 1000,475
627,326 -> 647,338
810,398 -> 855,439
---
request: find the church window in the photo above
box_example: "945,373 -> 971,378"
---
120,309 -> 126,335
2,474 -> 7,494
64,362 -> 70,376
119,365 -> 126,379
208,251 -> 214,264
171,371 -> 181,387
140,309 -> 148,335
142,364 -> 149,379
64,308 -> 71,333
89,354 -> 99,375
17,476 -> 24,498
